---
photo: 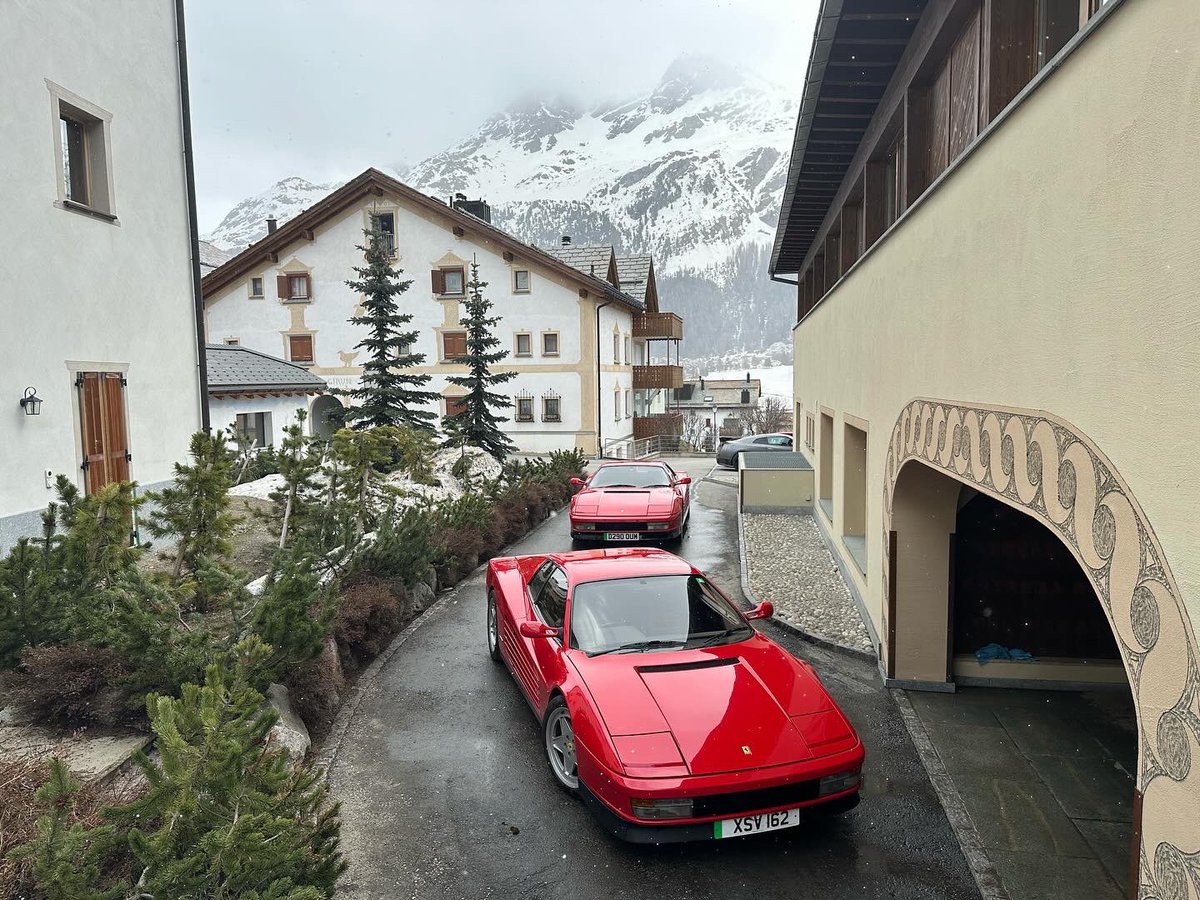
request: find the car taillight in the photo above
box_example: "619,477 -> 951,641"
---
818,769 -> 861,796
630,797 -> 694,820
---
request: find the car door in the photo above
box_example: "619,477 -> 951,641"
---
528,564 -> 570,712
506,561 -> 553,704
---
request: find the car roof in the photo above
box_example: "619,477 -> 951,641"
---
593,459 -> 670,467
549,547 -> 694,584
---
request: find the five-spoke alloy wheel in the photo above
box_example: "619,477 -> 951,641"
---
486,591 -> 502,663
543,697 -> 579,794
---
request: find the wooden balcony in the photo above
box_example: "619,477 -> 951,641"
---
633,311 -> 683,341
633,413 -> 683,440
633,364 -> 684,390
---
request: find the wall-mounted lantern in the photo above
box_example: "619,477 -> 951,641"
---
19,386 -> 43,416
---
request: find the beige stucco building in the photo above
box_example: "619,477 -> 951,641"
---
770,0 -> 1199,895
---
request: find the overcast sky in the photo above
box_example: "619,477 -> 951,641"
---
186,0 -> 819,232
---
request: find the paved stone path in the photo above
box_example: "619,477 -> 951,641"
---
742,512 -> 874,654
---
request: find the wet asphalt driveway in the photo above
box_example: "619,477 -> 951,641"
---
327,459 -> 979,899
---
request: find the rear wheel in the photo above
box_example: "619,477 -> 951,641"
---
486,591 -> 502,663
543,697 -> 579,794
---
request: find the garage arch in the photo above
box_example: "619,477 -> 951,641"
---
882,399 -> 1199,899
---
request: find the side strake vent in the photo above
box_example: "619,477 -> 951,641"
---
637,657 -> 738,674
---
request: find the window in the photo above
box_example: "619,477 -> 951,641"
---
819,412 -> 834,515
432,266 -> 465,296
532,564 -> 568,629
442,331 -> 468,361
766,435 -> 792,447
513,269 -> 531,293
514,332 -> 532,357
50,84 -> 113,218
543,396 -> 561,422
542,332 -> 559,356
278,273 -> 312,302
614,388 -> 621,421
224,338 -> 239,345
623,336 -> 631,364
446,396 -> 468,417
613,333 -> 620,363
236,412 -> 272,449
289,334 -> 314,364
842,422 -> 868,573
369,211 -> 396,257
249,277 -> 264,298
625,390 -> 632,418
516,397 -> 534,422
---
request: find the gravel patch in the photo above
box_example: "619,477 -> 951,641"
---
742,512 -> 874,654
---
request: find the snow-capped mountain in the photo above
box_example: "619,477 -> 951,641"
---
203,54 -> 798,358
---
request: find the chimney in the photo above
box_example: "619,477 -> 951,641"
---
266,216 -> 277,234
700,377 -> 705,389
746,371 -> 750,383
561,235 -> 572,247
452,195 -> 492,224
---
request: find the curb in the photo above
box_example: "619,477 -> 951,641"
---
314,506 -> 567,775
734,504 -> 877,663
891,688 -> 1010,900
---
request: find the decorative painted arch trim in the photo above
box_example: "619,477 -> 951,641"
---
882,399 -> 1200,899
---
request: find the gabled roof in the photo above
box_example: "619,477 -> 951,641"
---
201,168 -> 643,312
676,378 -> 762,406
770,0 -> 926,275
198,240 -> 232,272
615,255 -> 658,311
543,245 -> 620,288
206,344 -> 327,395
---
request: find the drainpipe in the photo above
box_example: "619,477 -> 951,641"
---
174,0 -> 210,431
595,296 -> 613,458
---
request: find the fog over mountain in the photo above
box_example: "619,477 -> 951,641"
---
204,54 -> 798,360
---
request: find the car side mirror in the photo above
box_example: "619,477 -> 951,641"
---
745,601 -> 774,621
676,476 -> 692,486
569,477 -> 586,488
519,621 -> 561,639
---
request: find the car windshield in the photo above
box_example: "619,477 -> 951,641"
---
589,465 -> 672,488
569,574 -> 752,655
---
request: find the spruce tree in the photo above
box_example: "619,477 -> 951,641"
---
442,259 -> 518,461
340,228 -> 437,432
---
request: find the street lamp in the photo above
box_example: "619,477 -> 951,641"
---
19,386 -> 43,416
703,395 -> 715,451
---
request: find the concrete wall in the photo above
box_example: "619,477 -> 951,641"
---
205,196 -> 634,455
208,395 -> 313,449
793,0 -> 1200,647
739,468 -> 815,514
0,3 -> 203,546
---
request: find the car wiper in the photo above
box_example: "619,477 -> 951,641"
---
588,639 -> 684,657
598,483 -> 638,488
690,627 -> 752,648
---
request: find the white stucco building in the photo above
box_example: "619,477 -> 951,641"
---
202,169 -> 681,455
1,2 -> 206,547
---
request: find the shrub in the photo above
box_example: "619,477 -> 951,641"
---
334,575 -> 405,668
4,643 -> 133,728
431,525 -> 485,587
250,551 -> 333,687
349,504 -> 434,587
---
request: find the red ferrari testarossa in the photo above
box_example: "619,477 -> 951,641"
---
485,547 -> 864,842
568,461 -> 691,546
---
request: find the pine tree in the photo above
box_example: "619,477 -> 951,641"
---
272,410 -> 322,551
339,228 -> 437,432
442,259 -> 518,461
144,431 -> 237,584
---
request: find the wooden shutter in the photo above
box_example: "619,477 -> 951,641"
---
948,10 -> 981,162
447,396 -> 468,417
443,331 -> 467,360
277,274 -> 290,299
289,334 -> 314,362
78,372 -> 129,494
431,268 -> 446,294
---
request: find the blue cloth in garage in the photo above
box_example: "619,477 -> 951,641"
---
975,643 -> 1034,663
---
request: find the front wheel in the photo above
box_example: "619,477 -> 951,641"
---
543,696 -> 580,794
486,591 -> 502,663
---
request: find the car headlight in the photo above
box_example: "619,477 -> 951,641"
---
576,522 -> 597,531
631,797 -> 694,820
646,522 -> 670,531
818,769 -> 861,796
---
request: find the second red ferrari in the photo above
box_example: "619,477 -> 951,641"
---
568,461 -> 691,546
485,547 -> 864,842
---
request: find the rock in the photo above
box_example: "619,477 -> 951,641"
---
267,683 -> 310,764
422,568 -> 437,594
410,581 -> 436,612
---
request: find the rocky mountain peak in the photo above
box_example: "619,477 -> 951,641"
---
651,53 -> 745,113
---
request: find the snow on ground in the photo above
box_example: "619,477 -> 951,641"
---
229,473 -> 287,501
708,365 -> 793,406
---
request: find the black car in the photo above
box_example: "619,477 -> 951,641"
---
716,432 -> 794,468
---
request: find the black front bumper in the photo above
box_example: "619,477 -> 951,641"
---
578,782 -> 860,844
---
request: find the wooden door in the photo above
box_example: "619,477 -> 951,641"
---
78,372 -> 130,493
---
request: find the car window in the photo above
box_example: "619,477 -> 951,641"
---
768,436 -> 791,446
527,561 -> 553,605
569,574 -> 752,655
590,465 -> 672,488
753,436 -> 771,445
534,564 -> 568,628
